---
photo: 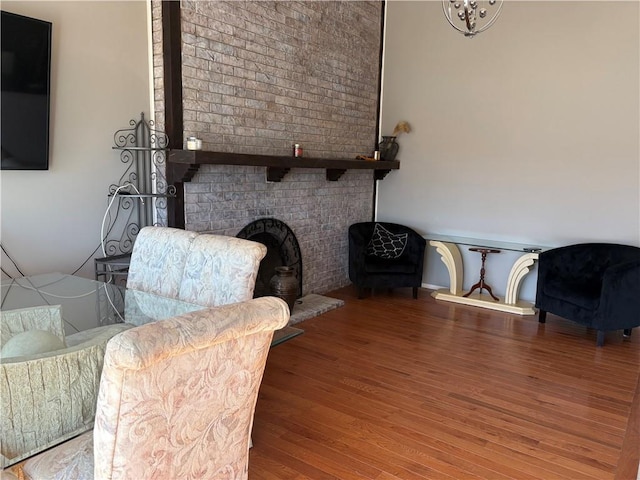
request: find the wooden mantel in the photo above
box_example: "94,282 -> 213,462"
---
160,3 -> 390,229
167,149 -> 400,183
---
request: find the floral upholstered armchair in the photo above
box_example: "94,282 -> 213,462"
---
126,226 -> 267,308
19,296 -> 290,480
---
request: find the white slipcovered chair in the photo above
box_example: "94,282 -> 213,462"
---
18,297 -> 289,480
1,306 -> 131,466
1,305 -> 66,350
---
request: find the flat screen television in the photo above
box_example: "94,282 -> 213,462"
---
1,11 -> 52,170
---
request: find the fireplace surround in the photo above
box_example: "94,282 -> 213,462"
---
237,218 -> 302,300
185,164 -> 373,296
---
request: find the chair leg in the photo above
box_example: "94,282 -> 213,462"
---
538,310 -> 546,324
596,330 -> 605,347
623,328 -> 632,338
412,287 -> 418,299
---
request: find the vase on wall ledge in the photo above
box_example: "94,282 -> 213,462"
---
378,136 -> 399,161
269,266 -> 298,313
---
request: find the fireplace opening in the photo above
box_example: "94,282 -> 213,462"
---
236,218 -> 302,299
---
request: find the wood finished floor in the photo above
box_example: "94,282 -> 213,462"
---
249,286 -> 640,480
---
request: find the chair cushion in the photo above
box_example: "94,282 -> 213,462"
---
543,278 -> 601,311
22,430 -> 94,480
0,330 -> 65,359
366,223 -> 408,259
1,305 -> 65,349
364,255 -> 417,274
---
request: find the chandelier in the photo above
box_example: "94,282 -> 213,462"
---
442,0 -> 503,37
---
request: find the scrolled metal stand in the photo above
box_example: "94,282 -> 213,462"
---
96,113 -> 173,283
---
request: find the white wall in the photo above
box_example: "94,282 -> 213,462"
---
1,1 -> 151,279
378,1 -> 640,301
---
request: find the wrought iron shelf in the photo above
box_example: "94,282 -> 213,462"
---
100,112 -> 172,262
108,193 -> 176,198
112,146 -> 167,152
167,149 -> 400,183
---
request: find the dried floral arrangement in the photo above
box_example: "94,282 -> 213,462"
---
392,121 -> 411,137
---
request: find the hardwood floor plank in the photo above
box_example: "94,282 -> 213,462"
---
255,395 -> 474,479
257,385 -> 487,479
416,395 -> 622,466
266,351 -> 623,474
260,368 -> 598,478
249,287 -> 640,479
616,371 -> 640,480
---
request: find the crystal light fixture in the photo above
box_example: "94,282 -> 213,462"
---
442,0 -> 503,37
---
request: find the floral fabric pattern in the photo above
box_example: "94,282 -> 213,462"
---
178,234 -> 266,306
123,290 -> 203,327
126,227 -> 266,308
126,227 -> 197,299
22,297 -> 289,480
22,431 -> 94,480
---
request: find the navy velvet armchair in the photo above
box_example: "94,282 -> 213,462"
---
349,222 -> 426,299
535,243 -> 640,346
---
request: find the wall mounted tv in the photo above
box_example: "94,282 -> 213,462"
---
1,11 -> 52,170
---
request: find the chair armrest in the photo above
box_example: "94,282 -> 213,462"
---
596,259 -> 640,329
348,224 -> 372,282
536,248 -> 572,305
104,297 -> 289,371
603,259 -> 640,288
348,224 -> 371,246
0,323 -> 130,461
402,232 -> 427,263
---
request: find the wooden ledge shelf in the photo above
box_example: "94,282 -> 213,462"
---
167,149 -> 399,183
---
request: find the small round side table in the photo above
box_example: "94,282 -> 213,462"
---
463,247 -> 501,301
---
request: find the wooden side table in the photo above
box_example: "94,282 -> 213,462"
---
463,248 -> 501,301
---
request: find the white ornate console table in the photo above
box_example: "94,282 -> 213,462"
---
427,234 -> 549,315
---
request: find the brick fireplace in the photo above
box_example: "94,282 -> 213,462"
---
184,165 -> 373,295
150,1 -> 384,295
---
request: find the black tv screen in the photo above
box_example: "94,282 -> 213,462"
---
1,11 -> 52,170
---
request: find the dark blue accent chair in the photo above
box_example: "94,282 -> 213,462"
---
349,222 -> 426,299
535,243 -> 640,346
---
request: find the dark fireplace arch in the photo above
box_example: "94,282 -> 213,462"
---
236,218 -> 302,299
